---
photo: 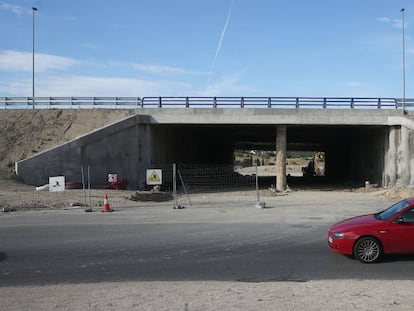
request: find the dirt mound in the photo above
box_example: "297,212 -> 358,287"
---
0,109 -> 136,178
378,187 -> 414,200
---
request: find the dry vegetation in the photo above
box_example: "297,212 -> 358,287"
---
0,109 -> 136,178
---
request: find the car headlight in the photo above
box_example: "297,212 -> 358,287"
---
332,232 -> 344,239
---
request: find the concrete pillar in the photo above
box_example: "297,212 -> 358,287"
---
276,125 -> 287,191
399,126 -> 411,186
383,126 -> 398,187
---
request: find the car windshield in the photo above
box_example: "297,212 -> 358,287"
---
376,200 -> 410,221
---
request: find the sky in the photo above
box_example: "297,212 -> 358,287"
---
0,0 -> 413,98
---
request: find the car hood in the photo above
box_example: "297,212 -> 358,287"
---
330,214 -> 378,232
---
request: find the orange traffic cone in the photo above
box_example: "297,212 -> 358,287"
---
102,193 -> 112,212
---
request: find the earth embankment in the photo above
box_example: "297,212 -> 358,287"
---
0,109 -> 136,178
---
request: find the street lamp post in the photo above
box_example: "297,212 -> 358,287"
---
32,7 -> 37,109
401,8 -> 406,112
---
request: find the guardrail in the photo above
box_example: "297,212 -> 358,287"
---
0,97 -> 142,109
0,96 -> 412,109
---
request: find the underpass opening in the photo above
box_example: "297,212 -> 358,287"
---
233,150 -> 326,189
152,124 -> 386,191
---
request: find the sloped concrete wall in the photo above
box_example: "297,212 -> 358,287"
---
16,115 -> 153,189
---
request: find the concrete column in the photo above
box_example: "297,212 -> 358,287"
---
399,126 -> 411,186
384,125 -> 414,187
383,126 -> 396,187
276,125 -> 287,191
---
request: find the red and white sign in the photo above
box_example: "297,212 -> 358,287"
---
108,174 -> 118,183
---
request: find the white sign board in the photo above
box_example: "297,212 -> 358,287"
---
49,176 -> 65,192
146,169 -> 162,185
108,174 -> 118,183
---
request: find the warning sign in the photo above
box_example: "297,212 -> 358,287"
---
49,176 -> 65,192
108,174 -> 118,183
146,169 -> 162,185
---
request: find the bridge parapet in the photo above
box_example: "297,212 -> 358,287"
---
0,96 -> 411,110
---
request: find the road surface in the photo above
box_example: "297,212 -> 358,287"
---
1,191 -> 414,287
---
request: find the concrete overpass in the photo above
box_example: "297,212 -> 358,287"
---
13,97 -> 414,191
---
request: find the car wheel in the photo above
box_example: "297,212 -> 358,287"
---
354,237 -> 382,263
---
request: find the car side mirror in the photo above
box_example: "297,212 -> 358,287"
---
396,216 -> 407,224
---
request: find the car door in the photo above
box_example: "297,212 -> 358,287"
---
384,208 -> 414,253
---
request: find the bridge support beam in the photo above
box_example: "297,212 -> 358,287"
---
276,125 -> 287,191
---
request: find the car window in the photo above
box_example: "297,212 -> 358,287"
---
401,208 -> 414,223
377,200 -> 410,220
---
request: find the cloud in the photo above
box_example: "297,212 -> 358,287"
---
0,71 -> 252,97
0,74 -> 191,97
377,16 -> 404,29
40,75 -> 191,96
208,0 -> 235,86
83,42 -> 97,49
63,16 -> 77,22
337,82 -> 365,88
0,2 -> 26,15
131,63 -> 209,76
0,50 -> 80,73
0,49 -> 250,97
198,72 -> 253,96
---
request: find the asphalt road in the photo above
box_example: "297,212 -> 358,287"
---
2,192 -> 414,287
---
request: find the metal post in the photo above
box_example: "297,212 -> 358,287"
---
88,165 -> 92,211
32,7 -> 37,109
401,8 -> 406,112
255,164 -> 260,204
254,164 -> 265,208
178,169 -> 192,206
173,163 -> 177,209
81,166 -> 87,207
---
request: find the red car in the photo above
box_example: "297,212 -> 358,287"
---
328,197 -> 414,263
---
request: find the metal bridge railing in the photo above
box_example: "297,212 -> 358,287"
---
0,97 -> 143,109
0,96 -> 411,110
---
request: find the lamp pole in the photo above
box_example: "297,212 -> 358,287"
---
32,7 -> 37,109
401,8 -> 406,112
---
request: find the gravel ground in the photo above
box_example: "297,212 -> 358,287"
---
2,280 -> 414,311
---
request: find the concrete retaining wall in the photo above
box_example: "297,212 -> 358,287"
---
16,115 -> 153,188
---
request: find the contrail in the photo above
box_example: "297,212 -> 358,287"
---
207,0 -> 235,87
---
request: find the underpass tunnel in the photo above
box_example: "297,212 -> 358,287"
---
324,126 -> 386,186
287,126 -> 387,187
151,125 -> 235,165
150,124 -> 387,189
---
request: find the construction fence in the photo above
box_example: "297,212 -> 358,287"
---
142,163 -> 270,209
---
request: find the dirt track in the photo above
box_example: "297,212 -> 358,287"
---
2,280 -> 414,311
